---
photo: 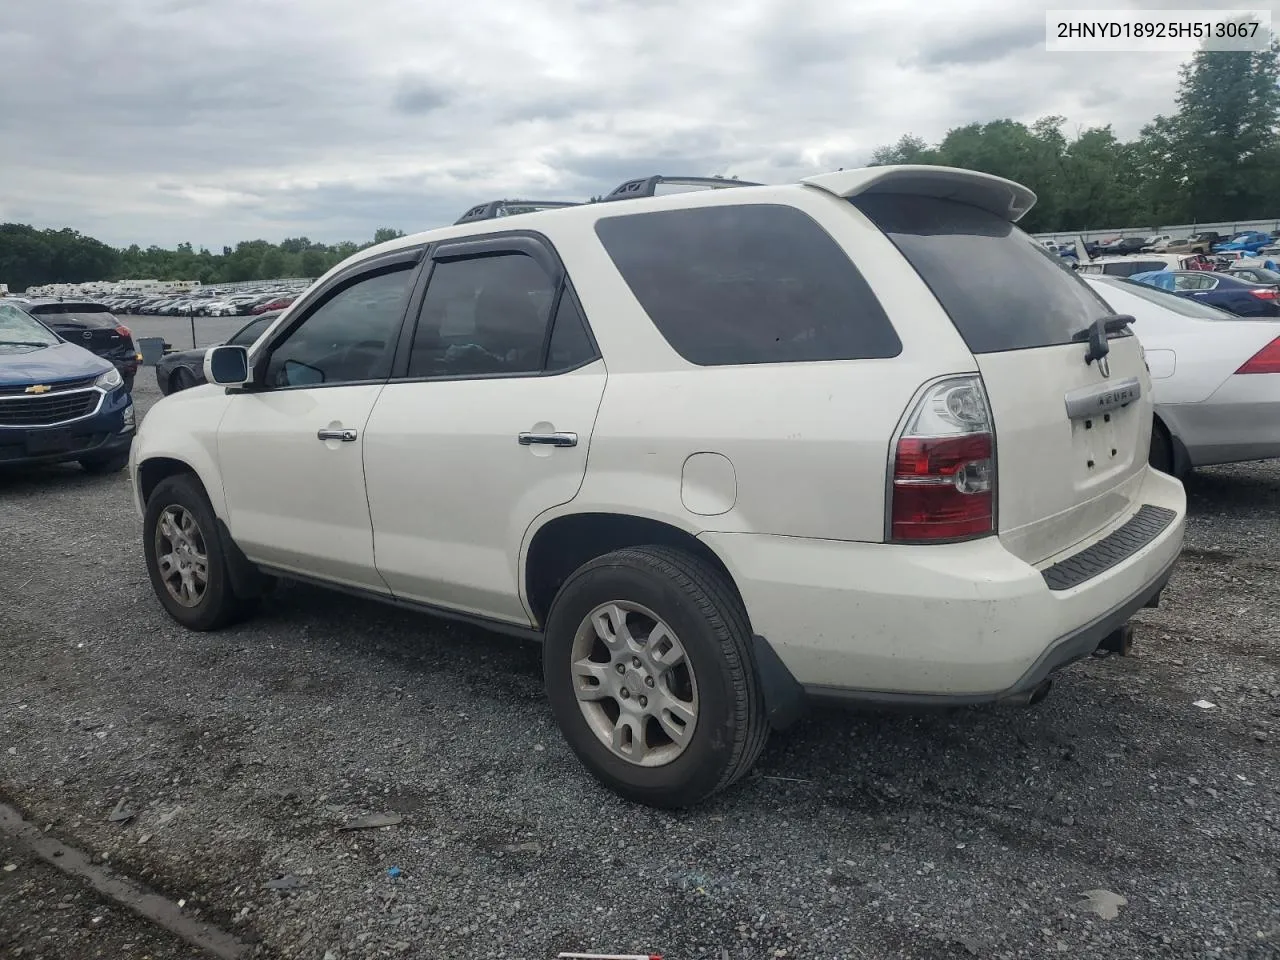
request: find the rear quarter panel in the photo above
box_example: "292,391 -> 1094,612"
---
537,186 -> 977,543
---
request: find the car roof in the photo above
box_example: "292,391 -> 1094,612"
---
347,165 -> 1035,271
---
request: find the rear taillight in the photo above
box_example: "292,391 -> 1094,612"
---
1249,288 -> 1279,300
1236,337 -> 1280,374
115,324 -> 132,338
889,376 -> 995,542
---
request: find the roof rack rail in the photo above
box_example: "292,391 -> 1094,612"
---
599,175 -> 763,203
453,200 -> 581,225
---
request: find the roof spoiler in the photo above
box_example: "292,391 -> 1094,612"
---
801,165 -> 1036,223
454,200 -> 581,225
600,175 -> 763,203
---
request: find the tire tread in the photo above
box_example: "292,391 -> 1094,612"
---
571,544 -> 768,799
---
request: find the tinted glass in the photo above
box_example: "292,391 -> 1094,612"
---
1103,260 -> 1169,277
545,292 -> 597,372
595,204 -> 900,365
1095,277 -> 1237,320
230,315 -> 275,346
265,267 -> 414,387
28,304 -> 119,327
407,254 -> 555,378
854,194 -> 1115,354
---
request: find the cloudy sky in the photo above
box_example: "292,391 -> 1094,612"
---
0,0 -> 1256,248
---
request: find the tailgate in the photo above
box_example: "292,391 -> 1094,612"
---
30,306 -> 127,354
854,191 -> 1150,565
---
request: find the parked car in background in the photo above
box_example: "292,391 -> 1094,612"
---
1213,231 -> 1272,254
1225,266 -> 1280,286
251,296 -> 295,314
1102,237 -> 1148,256
0,302 -> 135,472
1141,234 -> 1176,252
1132,270 -> 1280,317
155,311 -> 282,395
1083,275 -> 1280,476
15,300 -> 140,391
1078,256 -> 1177,278
130,165 -> 1185,807
1166,232 -> 1222,255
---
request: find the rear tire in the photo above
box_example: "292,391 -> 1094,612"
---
1149,419 -> 1174,474
543,545 -> 768,808
171,368 -> 198,393
143,474 -> 254,631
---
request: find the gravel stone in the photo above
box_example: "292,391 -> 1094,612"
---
1,372 -> 1278,958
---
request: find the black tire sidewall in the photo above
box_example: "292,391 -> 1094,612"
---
143,475 -> 237,630
1150,421 -> 1173,474
544,555 -> 745,807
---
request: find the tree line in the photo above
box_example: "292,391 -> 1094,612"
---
2,43 -> 1277,292
869,43 -> 1280,234
0,226 -> 407,295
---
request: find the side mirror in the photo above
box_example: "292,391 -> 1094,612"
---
205,345 -> 251,386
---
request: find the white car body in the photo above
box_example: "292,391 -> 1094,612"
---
130,165 -> 1186,803
1079,254 -> 1206,276
1084,274 -> 1280,471
1141,234 -> 1176,252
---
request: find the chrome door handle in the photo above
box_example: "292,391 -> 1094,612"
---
518,431 -> 577,447
317,428 -> 357,442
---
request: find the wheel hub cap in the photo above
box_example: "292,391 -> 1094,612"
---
154,505 -> 209,608
570,601 -> 699,768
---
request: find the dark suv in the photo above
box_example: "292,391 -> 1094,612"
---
16,300 -> 140,390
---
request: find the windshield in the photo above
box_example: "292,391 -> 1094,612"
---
1096,276 -> 1236,319
0,302 -> 60,350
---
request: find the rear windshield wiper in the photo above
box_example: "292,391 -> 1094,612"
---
1072,313 -> 1135,370
1071,314 -> 1134,341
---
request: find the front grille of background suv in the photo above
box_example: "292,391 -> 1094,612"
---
0,376 -> 100,397
0,389 -> 102,426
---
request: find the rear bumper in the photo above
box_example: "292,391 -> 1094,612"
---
701,466 -> 1186,703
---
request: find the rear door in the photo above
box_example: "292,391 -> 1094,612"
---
853,192 -> 1151,565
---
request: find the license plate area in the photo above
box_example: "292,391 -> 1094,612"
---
26,429 -> 75,455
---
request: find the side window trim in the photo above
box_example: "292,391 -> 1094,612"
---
388,232 -> 599,383
247,247 -> 425,391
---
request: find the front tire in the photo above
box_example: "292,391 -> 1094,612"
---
170,368 -> 198,393
543,546 -> 768,808
143,474 -> 254,631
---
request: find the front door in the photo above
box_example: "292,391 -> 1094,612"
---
217,254 -> 421,590
363,238 -> 606,623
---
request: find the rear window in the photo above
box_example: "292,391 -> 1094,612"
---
854,194 -> 1115,354
1100,260 -> 1169,278
1094,277 -> 1237,320
594,204 -> 901,365
27,303 -> 118,326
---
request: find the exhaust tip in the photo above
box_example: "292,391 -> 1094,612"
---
1027,678 -> 1053,706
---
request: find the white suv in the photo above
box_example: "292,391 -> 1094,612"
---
131,166 -> 1186,808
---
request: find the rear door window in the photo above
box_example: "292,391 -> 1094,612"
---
854,194 -> 1118,354
594,204 -> 901,365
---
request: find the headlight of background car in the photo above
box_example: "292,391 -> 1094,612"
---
94,367 -> 124,390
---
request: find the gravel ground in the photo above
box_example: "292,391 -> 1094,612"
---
2,376 -> 1278,960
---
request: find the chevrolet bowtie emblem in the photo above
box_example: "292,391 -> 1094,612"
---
24,384 -> 51,395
